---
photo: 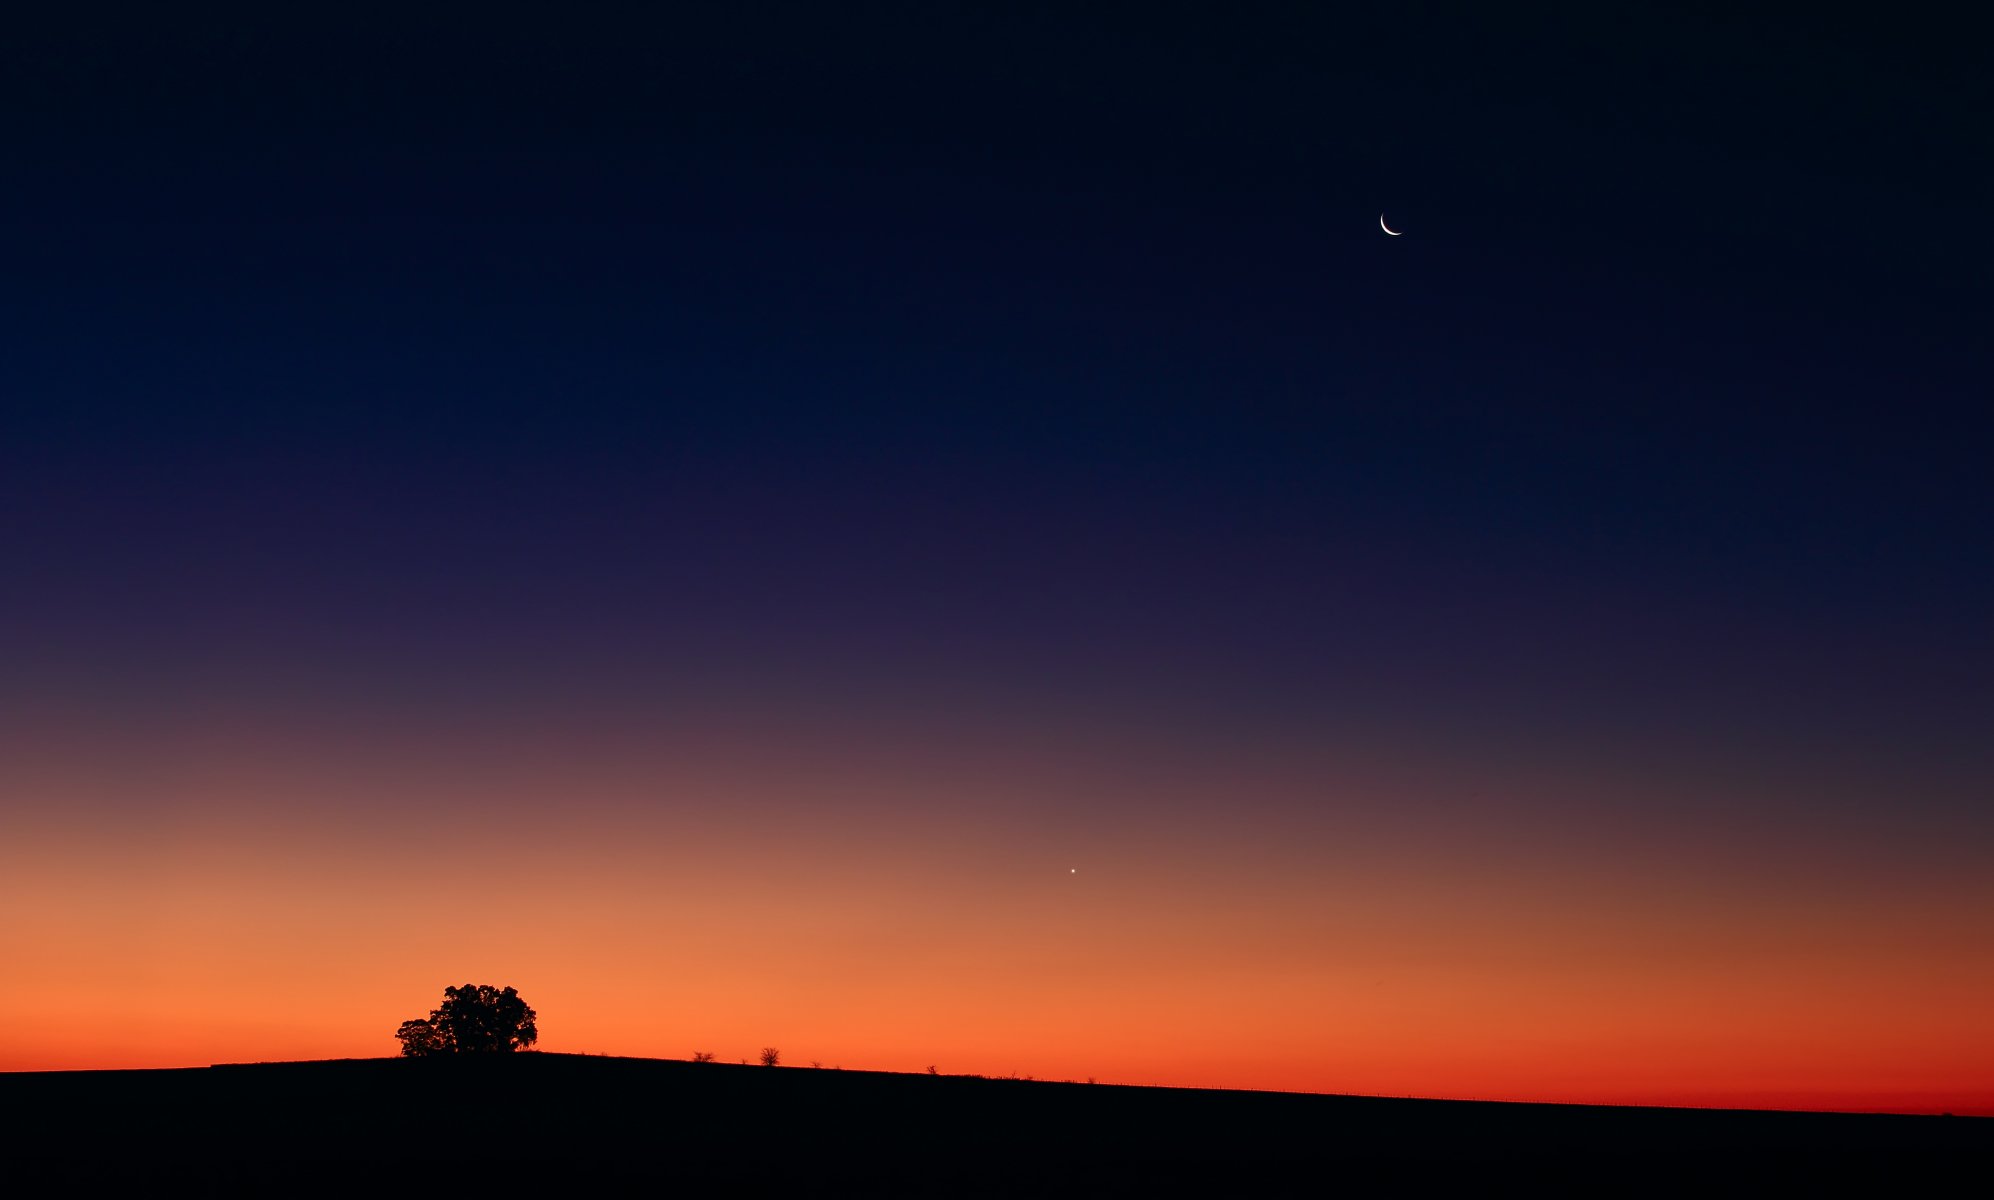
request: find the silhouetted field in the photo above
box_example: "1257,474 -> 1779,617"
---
4,1055 -> 1986,1193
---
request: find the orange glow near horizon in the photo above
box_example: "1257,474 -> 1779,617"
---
4,713 -> 1991,1116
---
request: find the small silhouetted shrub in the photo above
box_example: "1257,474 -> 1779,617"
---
760,1047 -> 780,1067
691,1051 -> 715,1063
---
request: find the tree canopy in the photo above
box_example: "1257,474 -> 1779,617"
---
395,984 -> 538,1056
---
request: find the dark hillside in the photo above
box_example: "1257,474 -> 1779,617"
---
3,1055 -> 1986,1193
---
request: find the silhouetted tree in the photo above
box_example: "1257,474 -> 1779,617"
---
394,1019 -> 449,1056
760,1047 -> 780,1067
394,984 -> 538,1056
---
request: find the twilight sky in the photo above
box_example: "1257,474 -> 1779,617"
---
3,7 -> 1990,1112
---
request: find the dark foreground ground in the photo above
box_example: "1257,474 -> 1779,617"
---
3,1055 -> 1987,1194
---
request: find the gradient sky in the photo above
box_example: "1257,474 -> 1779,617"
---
4,7 -> 1990,1113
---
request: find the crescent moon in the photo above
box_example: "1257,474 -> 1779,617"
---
1379,214 -> 1402,236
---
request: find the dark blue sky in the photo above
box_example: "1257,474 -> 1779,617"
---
4,5 -> 1989,811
